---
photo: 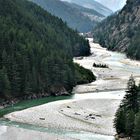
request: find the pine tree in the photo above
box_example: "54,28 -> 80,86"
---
123,75 -> 139,113
114,107 -> 126,134
125,110 -> 135,136
137,83 -> 140,111
114,76 -> 140,138
133,112 -> 140,140
0,0 -> 95,100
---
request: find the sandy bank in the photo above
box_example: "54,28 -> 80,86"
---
4,95 -> 123,136
74,38 -> 140,94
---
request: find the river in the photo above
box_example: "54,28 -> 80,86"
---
0,38 -> 140,140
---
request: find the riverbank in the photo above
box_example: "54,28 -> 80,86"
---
73,38 -> 140,94
5,92 -> 124,136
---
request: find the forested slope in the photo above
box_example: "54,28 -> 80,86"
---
0,0 -> 95,101
114,76 -> 140,140
94,0 -> 140,60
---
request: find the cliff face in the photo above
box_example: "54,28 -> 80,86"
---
94,0 -> 140,60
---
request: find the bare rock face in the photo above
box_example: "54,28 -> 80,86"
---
49,85 -> 69,96
94,0 -> 140,60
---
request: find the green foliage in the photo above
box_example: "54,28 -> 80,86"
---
114,76 -> 140,138
124,76 -> 139,113
133,112 -> 140,140
125,110 -> 135,136
127,27 -> 140,60
0,0 -> 95,100
114,107 -> 126,134
75,64 -> 96,84
0,67 -> 11,98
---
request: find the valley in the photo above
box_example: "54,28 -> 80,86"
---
0,0 -> 139,140
1,38 -> 140,140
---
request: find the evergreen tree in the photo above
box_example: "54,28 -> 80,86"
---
114,76 -> 140,138
114,107 -> 126,134
133,112 -> 140,140
0,67 -> 11,98
123,75 -> 139,113
0,0 -> 96,100
125,110 -> 135,136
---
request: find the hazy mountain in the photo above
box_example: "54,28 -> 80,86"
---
64,2 -> 105,22
95,0 -> 127,11
61,0 -> 113,16
94,0 -> 140,60
29,0 -> 105,32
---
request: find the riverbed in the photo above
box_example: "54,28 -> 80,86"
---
0,38 -> 140,140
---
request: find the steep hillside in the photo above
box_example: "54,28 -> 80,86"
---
29,0 -> 104,32
0,0 -> 96,101
94,0 -> 140,60
61,0 -> 113,16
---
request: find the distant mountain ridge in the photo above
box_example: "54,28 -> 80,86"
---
94,0 -> 140,60
95,0 -> 127,11
61,0 -> 113,16
29,0 -> 105,32
65,2 -> 104,22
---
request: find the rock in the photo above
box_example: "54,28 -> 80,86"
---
50,86 -> 69,96
89,114 -> 93,117
67,106 -> 71,108
39,118 -> 45,120
91,117 -> 95,119
96,114 -> 102,117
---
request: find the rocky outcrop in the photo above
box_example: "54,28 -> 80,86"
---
49,86 -> 70,96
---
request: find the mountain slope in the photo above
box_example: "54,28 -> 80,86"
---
94,0 -> 140,60
65,2 -> 104,22
0,0 -> 95,100
29,0 -> 104,32
61,0 -> 113,16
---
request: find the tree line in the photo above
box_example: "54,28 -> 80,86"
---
114,76 -> 140,140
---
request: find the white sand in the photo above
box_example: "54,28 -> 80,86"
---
5,98 -> 121,136
5,91 -> 126,137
